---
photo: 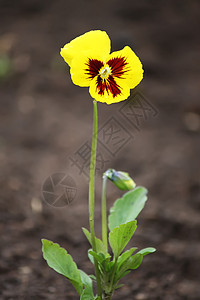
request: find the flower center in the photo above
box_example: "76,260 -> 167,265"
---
100,66 -> 111,79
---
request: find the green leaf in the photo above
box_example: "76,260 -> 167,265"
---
137,247 -> 156,256
109,221 -> 137,258
104,260 -> 115,274
80,289 -> 95,300
88,251 -> 113,278
88,249 -> 95,265
108,187 -> 147,231
88,251 -> 106,264
42,239 -> 82,295
115,270 -> 131,282
127,253 -> 143,269
89,274 -> 96,281
79,269 -> 93,290
79,270 -> 94,300
114,247 -> 156,284
115,253 -> 143,282
117,247 -> 137,271
82,228 -> 107,254
115,283 -> 124,290
115,248 -> 156,283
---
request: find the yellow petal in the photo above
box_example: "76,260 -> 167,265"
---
60,30 -> 111,67
89,76 -> 131,105
107,46 -> 144,89
70,51 -> 105,87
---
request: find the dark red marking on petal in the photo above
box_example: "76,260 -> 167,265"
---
85,59 -> 104,79
96,75 -> 121,98
107,56 -> 129,78
96,75 -> 105,96
107,75 -> 121,97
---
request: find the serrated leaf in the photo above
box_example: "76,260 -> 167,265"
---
108,187 -> 147,231
117,247 -> 137,271
82,228 -> 107,254
109,221 -> 137,258
42,239 -> 82,295
137,247 -> 156,256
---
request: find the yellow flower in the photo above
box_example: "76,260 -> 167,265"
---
60,30 -> 144,104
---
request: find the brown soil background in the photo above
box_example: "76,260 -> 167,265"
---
0,1 -> 200,299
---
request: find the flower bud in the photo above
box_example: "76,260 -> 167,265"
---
104,169 -> 136,191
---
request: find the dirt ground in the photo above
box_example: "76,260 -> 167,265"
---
0,0 -> 200,299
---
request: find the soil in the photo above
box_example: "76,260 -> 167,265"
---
0,0 -> 200,299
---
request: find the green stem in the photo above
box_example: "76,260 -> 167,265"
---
89,100 -> 102,298
101,174 -> 108,252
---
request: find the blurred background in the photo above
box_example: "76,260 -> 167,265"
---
0,0 -> 200,299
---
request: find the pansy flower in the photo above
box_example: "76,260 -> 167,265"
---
60,30 -> 143,104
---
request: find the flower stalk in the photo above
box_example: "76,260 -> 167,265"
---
101,174 -> 108,252
89,100 -> 102,298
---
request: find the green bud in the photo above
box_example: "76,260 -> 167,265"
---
104,169 -> 136,191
